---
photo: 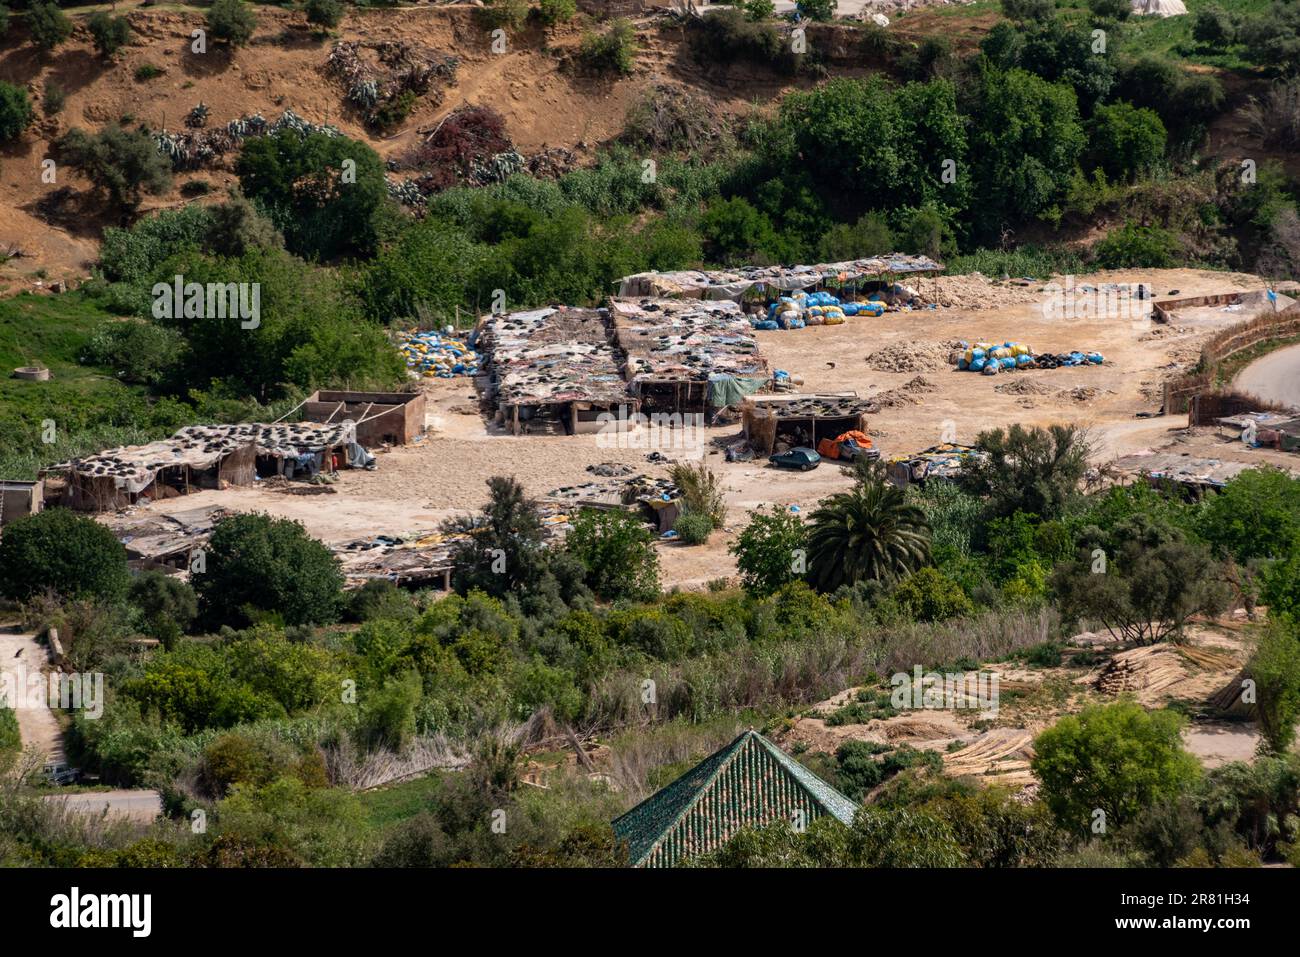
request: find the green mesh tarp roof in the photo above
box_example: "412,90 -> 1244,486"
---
612,730 -> 858,867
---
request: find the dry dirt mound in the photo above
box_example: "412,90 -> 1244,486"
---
868,375 -> 938,408
863,340 -> 958,373
994,378 -> 1057,396
925,273 -> 1041,310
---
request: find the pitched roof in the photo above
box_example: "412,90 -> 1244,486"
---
611,730 -> 858,868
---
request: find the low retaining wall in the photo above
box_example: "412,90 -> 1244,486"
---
1163,302 -> 1300,415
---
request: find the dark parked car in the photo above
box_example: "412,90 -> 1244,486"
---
769,447 -> 821,471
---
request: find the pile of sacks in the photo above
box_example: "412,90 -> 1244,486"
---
398,330 -> 479,378
756,292 -> 884,330
956,341 -> 1104,375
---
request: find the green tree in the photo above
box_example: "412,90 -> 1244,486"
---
1086,102 -> 1166,182
797,0 -> 836,21
444,477 -> 550,600
304,0 -> 343,29
195,513 -> 343,627
1195,468 -> 1300,562
1052,516 -> 1232,645
1000,0 -> 1055,22
742,0 -> 775,21
0,508 -> 130,602
892,566 -> 973,622
1032,701 -> 1201,835
564,508 -> 660,602
969,67 -> 1085,240
88,12 -> 132,58
1262,552 -> 1300,620
0,80 -> 31,142
806,479 -> 931,592
128,571 -> 198,649
1192,6 -> 1235,48
207,0 -> 257,47
537,0 -> 576,25
959,423 -> 1091,522
1249,618 -> 1300,754
237,128 -> 386,260
57,125 -> 173,210
729,506 -> 808,597
27,1 -> 72,52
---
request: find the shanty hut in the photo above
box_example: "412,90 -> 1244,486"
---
742,394 -> 873,456
609,297 -> 770,416
301,390 -> 427,447
43,421 -> 366,512
617,254 -> 944,305
0,479 -> 44,527
611,730 -> 858,867
478,306 -> 635,436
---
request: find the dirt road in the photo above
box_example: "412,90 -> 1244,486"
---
1233,342 -> 1300,410
42,790 -> 163,824
0,626 -> 65,764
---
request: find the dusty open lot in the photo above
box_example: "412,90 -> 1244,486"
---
114,267 -> 1296,589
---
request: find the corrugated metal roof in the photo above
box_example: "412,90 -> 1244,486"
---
611,730 -> 857,867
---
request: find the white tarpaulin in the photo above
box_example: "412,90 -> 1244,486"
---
1131,0 -> 1187,16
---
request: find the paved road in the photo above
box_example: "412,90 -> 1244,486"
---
1234,342 -> 1300,410
43,790 -> 163,824
0,626 -> 65,763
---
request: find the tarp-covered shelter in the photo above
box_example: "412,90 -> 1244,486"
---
43,421 -> 363,512
617,254 -> 944,302
1131,0 -> 1187,16
742,394 -> 872,455
612,730 -> 858,868
609,297 -> 769,415
478,306 -> 634,435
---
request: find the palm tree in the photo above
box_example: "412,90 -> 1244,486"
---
806,478 -> 932,592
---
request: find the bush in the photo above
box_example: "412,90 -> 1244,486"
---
1196,468 -> 1300,562
304,0 -> 343,28
1262,553 -> 1300,621
537,0 -> 576,26
564,509 -> 660,602
1249,618 -> 1300,755
128,571 -> 197,649
0,80 -> 31,142
41,81 -> 64,117
1087,0 -> 1128,20
1086,102 -> 1166,183
207,0 -> 257,47
1000,0 -> 1054,21
237,129 -> 387,260
742,0 -> 774,20
57,125 -> 173,210
579,19 -> 639,76
729,506 -> 808,597
1032,701 -> 1201,835
669,462 -> 726,529
195,513 -> 344,627
480,0 -> 529,31
88,12 -> 132,58
133,64 -> 164,82
796,0 -> 835,21
892,567 -> 973,623
1093,221 -> 1181,268
27,1 -> 72,52
0,509 -> 130,603
673,512 -> 713,546
1193,6 -> 1235,48
82,320 -> 184,386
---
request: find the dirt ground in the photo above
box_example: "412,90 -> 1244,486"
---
0,625 -> 65,764
117,266 -> 1300,590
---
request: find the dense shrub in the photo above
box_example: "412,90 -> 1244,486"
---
207,0 -> 257,47
195,513 -> 344,628
27,1 -> 72,52
729,506 -> 808,597
304,0 -> 344,28
0,80 -> 31,142
1093,221 -> 1181,268
1249,618 -> 1300,755
128,571 -> 198,649
1033,701 -> 1201,835
1086,103 -> 1166,183
0,509 -> 130,602
88,12 -> 132,58
57,125 -> 173,210
1195,468 -> 1300,562
237,129 -> 387,261
564,509 -> 660,603
82,320 -> 184,386
537,0 -> 576,25
673,512 -> 713,546
579,20 -> 639,75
